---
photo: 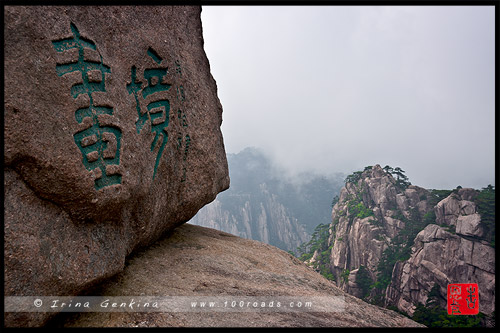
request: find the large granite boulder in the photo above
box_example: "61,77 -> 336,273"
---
435,188 -> 478,227
4,6 -> 229,326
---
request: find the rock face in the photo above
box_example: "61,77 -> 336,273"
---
4,6 -> 229,326
326,165 -> 431,293
435,188 -> 478,227
48,224 -> 423,328
386,190 -> 495,316
314,165 -> 494,324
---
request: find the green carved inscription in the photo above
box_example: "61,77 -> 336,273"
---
52,25 -> 194,187
127,48 -> 171,180
52,23 -> 122,190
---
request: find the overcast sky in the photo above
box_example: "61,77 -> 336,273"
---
201,6 -> 495,190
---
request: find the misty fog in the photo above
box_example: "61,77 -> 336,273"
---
201,5 -> 495,190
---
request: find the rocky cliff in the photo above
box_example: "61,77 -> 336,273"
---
323,165 -> 431,294
47,224 -> 424,328
305,164 -> 495,326
386,189 -> 495,317
4,6 -> 229,327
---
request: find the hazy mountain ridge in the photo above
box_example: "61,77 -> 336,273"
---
189,147 -> 344,251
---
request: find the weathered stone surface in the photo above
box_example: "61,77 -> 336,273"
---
48,224 -> 423,328
434,189 -> 478,227
456,213 -> 484,238
346,269 -> 364,299
321,165 -> 494,326
326,165 -> 430,293
329,215 -> 386,283
4,5 -> 229,326
386,188 -> 494,318
386,224 -> 495,317
435,195 -> 461,226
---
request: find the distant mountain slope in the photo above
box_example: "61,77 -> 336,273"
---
189,147 -> 344,251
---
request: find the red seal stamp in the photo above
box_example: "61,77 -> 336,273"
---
447,283 -> 479,315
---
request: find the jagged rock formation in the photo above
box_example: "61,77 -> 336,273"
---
190,148 -> 343,251
307,164 -> 494,325
326,165 -> 431,293
386,189 -> 495,316
4,6 -> 229,327
49,224 -> 424,328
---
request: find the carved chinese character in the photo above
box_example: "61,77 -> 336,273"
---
127,47 -> 171,180
52,23 -> 122,190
